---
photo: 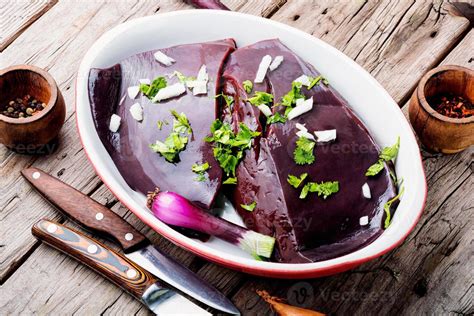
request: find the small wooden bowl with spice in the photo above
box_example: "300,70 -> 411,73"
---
409,65 -> 473,154
0,65 -> 66,153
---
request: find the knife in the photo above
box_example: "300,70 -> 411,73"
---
32,219 -> 210,315
22,167 -> 239,315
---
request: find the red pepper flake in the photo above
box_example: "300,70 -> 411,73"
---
428,93 -> 473,119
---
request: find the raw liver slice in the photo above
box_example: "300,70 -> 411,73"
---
222,39 -> 397,263
89,39 -> 236,209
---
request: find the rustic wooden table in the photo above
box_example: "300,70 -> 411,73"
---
1,1 -> 472,315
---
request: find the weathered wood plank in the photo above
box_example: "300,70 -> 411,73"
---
271,0 -> 470,104
230,28 -> 474,315
0,0 -> 57,51
0,1 -> 285,314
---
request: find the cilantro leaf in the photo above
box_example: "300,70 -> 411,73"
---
365,160 -> 384,176
206,119 -> 260,183
140,76 -> 167,99
293,136 -> 315,165
223,177 -> 237,185
215,94 -> 234,107
192,162 -> 210,173
242,80 -> 253,94
308,76 -> 322,89
247,91 -> 274,106
240,201 -> 257,212
282,81 -> 304,108
300,181 -> 339,199
173,71 -> 195,83
267,112 -> 287,125
366,137 -> 400,177
150,110 -> 192,163
287,173 -> 308,189
380,136 -> 400,161
383,186 -> 404,228
171,110 -> 192,134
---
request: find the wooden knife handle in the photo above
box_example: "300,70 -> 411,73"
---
32,219 -> 157,299
22,167 -> 147,253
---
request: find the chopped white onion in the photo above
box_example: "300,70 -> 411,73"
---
257,104 -> 272,117
152,82 -> 186,102
153,51 -> 176,66
362,182 -> 371,199
192,80 -> 208,95
295,123 -> 307,132
197,64 -> 208,82
287,97 -> 313,120
129,103 -> 143,122
295,98 -> 305,107
314,129 -> 337,142
269,55 -> 284,71
359,216 -> 369,226
139,78 -> 151,85
296,130 -> 315,141
109,114 -> 121,132
294,74 -> 311,87
254,55 -> 272,83
127,86 -> 140,99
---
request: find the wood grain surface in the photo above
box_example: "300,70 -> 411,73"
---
0,1 -> 472,315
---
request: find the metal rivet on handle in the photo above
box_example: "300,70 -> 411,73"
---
32,172 -> 41,179
126,268 -> 137,279
125,233 -> 134,241
47,223 -> 58,233
95,213 -> 104,221
87,245 -> 98,254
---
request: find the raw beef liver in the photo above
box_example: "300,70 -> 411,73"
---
221,39 -> 397,263
89,39 -> 236,209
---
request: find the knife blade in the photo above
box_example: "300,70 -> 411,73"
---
32,219 -> 210,315
22,167 -> 239,315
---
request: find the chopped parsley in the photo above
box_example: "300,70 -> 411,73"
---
205,119 -> 260,184
300,181 -> 339,199
247,91 -> 274,106
140,76 -> 167,99
242,80 -> 253,94
282,81 -> 304,107
223,177 -> 237,185
156,119 -> 169,130
308,76 -> 322,89
294,136 -> 316,165
240,201 -> 257,212
215,94 -> 234,107
383,186 -> 404,228
149,110 -> 192,163
287,173 -> 308,188
366,137 -> 400,177
192,162 -> 210,182
173,71 -> 195,83
267,112 -> 287,125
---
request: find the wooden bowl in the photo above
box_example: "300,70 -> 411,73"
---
0,65 -> 66,154
409,65 -> 473,154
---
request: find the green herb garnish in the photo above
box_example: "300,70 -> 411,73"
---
192,162 -> 210,182
282,81 -> 304,107
149,110 -> 192,163
240,201 -> 257,212
242,80 -> 253,94
247,91 -> 274,106
293,136 -> 316,165
215,94 -> 234,107
300,181 -> 339,199
267,112 -> 287,125
287,173 -> 308,189
366,137 -> 400,177
383,186 -> 404,228
223,177 -> 237,185
140,76 -> 167,99
308,76 -> 322,89
205,119 -> 260,184
173,71 -> 195,84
